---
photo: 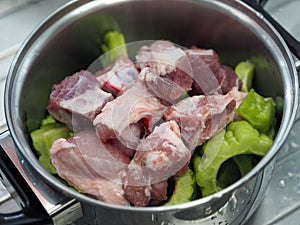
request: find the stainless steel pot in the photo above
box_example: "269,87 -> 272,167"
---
0,0 -> 299,224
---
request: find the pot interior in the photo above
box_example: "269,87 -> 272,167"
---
5,0 -> 297,210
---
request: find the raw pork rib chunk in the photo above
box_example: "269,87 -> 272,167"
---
48,70 -> 113,130
96,55 -> 139,96
93,81 -> 166,149
50,130 -> 130,206
185,49 -> 242,95
165,88 -> 245,150
123,121 -> 191,206
136,40 -> 193,102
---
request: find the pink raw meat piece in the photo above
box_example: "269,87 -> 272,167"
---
50,130 -> 130,206
123,121 -> 191,206
94,81 -> 167,149
165,87 -> 246,150
96,55 -> 139,96
48,70 -> 113,130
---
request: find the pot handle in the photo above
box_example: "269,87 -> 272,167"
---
242,0 -> 300,60
0,144 -> 52,225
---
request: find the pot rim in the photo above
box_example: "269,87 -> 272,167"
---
4,0 -> 299,212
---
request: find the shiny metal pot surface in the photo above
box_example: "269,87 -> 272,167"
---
0,0 -> 299,224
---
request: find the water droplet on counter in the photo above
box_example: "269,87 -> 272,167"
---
279,179 -> 285,188
294,182 -> 300,194
283,196 -> 293,201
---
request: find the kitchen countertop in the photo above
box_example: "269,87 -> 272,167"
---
1,0 -> 300,224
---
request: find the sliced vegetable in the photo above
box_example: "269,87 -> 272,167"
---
232,155 -> 252,177
237,89 -> 276,133
217,155 -> 260,189
235,60 -> 255,92
101,30 -> 128,66
30,115 -> 71,174
165,169 -> 197,205
194,120 -> 273,197
41,114 -> 57,126
217,158 -> 240,188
